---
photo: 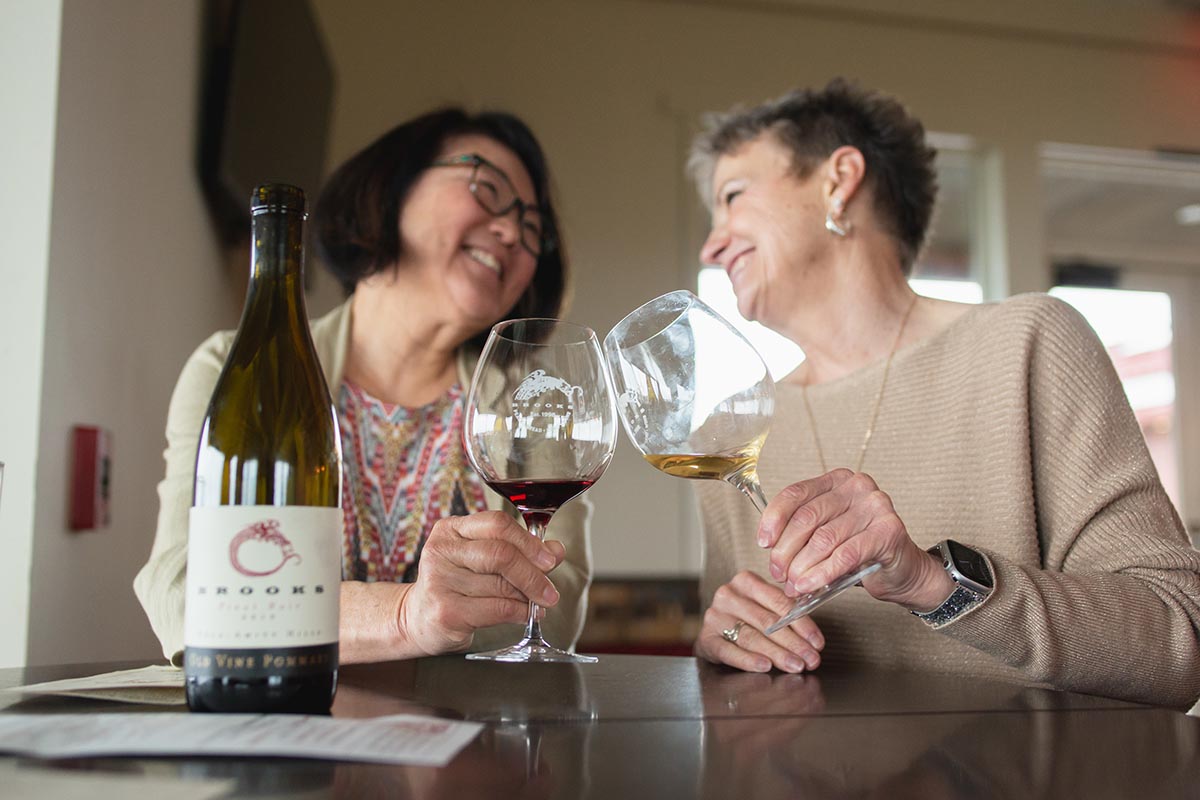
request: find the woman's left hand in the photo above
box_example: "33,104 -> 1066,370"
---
758,468 -> 953,611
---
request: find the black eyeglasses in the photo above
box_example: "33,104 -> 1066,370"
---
431,153 -> 555,258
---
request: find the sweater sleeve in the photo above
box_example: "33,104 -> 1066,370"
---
133,331 -> 234,665
940,297 -> 1200,709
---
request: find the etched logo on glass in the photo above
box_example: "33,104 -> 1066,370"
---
512,369 -> 582,438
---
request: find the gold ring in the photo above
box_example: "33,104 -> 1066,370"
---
721,620 -> 746,644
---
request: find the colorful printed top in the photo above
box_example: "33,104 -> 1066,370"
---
336,380 -> 487,582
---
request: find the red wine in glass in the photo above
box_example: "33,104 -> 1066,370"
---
486,478 -> 596,524
463,318 -> 617,664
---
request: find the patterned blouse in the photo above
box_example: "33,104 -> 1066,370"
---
336,380 -> 488,582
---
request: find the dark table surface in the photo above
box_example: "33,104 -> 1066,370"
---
2,655 -> 1198,798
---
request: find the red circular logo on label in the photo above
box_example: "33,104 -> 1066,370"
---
229,519 -> 302,577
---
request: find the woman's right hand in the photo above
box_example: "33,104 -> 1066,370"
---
694,571 -> 824,674
397,510 -> 565,656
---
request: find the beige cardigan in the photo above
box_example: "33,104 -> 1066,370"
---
698,293 -> 1200,709
134,299 -> 593,664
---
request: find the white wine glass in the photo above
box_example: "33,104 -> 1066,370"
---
604,291 -> 879,632
463,318 -> 617,663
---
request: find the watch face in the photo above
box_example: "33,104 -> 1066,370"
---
945,540 -> 993,589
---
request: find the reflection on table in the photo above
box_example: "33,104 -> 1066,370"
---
1,655 -> 1197,799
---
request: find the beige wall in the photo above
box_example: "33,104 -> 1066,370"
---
0,0 -> 61,668
14,0 -> 241,667
4,0 -> 1199,665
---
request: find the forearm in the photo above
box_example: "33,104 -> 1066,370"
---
938,550 -> 1200,709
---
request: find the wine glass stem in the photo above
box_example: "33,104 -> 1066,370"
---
727,469 -> 768,513
523,517 -> 549,643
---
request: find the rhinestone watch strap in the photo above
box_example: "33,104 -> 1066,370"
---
912,583 -> 986,629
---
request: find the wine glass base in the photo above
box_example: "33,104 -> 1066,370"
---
466,638 -> 598,664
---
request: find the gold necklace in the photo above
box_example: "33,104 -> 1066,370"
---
800,294 -> 919,474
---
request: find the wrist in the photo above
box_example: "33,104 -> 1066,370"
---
899,550 -> 957,613
339,581 -> 422,664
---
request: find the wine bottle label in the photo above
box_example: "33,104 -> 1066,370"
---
185,506 -> 341,649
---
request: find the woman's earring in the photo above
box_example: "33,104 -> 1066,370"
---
825,196 -> 850,237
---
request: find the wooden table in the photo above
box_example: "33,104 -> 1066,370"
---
2,655 -> 1198,798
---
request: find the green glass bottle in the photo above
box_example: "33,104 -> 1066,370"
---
185,184 -> 342,714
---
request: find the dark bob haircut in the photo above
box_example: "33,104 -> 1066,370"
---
689,78 -> 938,274
314,108 -> 568,348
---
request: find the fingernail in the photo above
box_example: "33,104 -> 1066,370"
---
785,656 -> 805,673
757,529 -> 771,548
785,581 -> 798,597
769,562 -> 784,580
754,658 -> 771,672
807,633 -> 824,650
542,585 -> 560,605
535,549 -> 556,570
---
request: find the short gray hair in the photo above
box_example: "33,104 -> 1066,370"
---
687,78 -> 938,273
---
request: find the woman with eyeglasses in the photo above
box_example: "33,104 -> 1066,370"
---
136,108 -> 589,665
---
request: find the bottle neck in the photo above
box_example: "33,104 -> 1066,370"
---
245,208 -> 308,314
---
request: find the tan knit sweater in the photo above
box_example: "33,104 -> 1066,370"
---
697,293 -> 1200,709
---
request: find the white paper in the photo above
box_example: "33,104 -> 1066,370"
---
0,712 -> 482,767
0,761 -> 234,800
7,665 -> 185,705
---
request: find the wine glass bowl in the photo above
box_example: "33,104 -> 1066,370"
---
603,290 -> 774,509
463,318 -> 617,663
605,290 -> 877,628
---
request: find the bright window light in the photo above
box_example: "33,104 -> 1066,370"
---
697,268 -> 983,380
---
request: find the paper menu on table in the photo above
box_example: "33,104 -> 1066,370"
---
0,712 -> 483,767
7,665 -> 185,705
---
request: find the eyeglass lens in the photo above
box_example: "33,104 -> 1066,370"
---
470,161 -> 545,256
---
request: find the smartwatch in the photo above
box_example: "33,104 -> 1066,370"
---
912,539 -> 994,629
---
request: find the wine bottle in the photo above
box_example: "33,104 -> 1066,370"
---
185,184 -> 342,714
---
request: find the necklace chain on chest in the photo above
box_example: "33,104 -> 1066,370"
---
800,295 -> 919,474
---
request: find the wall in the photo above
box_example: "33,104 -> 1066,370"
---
0,0 -> 62,668
311,0 -> 1200,577
21,0 -> 241,666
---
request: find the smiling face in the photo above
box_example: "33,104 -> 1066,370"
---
395,133 -> 540,334
699,134 -> 833,331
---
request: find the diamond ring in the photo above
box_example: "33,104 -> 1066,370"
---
721,620 -> 746,644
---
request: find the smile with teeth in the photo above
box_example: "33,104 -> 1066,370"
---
466,247 -> 502,275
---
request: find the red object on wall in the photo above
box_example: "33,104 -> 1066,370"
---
70,426 -> 111,531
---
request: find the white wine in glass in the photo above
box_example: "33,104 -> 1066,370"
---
605,290 -> 878,629
604,290 -> 773,510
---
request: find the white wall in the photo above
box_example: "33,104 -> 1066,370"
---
0,0 -> 62,668
5,0 -> 1200,665
22,0 -> 241,666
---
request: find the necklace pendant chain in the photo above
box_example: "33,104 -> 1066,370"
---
801,295 -> 919,474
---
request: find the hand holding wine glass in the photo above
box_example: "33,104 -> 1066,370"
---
604,291 -> 879,638
463,318 -> 617,663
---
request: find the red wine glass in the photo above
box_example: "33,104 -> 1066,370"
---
463,318 -> 617,663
